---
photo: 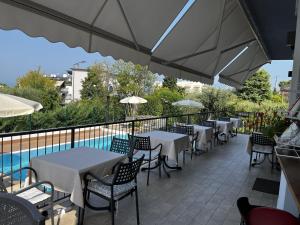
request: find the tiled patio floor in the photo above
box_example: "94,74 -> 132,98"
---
51,134 -> 280,225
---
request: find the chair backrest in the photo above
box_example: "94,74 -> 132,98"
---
110,137 -> 133,157
0,193 -> 45,225
170,125 -> 188,134
251,132 -> 274,146
186,126 -> 194,136
113,155 -> 145,185
219,117 -> 231,122
199,121 -> 216,128
128,134 -> 151,151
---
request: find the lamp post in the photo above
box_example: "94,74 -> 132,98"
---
106,84 -> 113,123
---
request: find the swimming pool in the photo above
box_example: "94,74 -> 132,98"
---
0,134 -> 125,180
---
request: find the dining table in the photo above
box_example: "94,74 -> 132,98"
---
188,124 -> 213,150
208,119 -> 234,141
30,147 -> 126,224
137,130 -> 190,173
230,117 -> 243,136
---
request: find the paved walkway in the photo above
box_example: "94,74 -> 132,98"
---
49,134 -> 280,225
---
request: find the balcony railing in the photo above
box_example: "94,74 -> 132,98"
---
0,110 -> 279,202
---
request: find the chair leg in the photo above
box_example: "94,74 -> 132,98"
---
147,161 -> 150,186
249,152 -> 253,171
135,188 -> 140,225
50,201 -> 55,225
110,199 -> 115,225
158,157 -> 162,178
183,150 -> 186,165
191,148 -> 193,160
80,188 -> 88,225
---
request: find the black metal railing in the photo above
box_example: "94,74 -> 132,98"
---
0,110 -> 279,201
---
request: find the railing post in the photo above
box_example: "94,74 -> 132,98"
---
165,117 -> 169,131
131,121 -> 135,136
71,128 -> 75,148
187,114 -> 191,124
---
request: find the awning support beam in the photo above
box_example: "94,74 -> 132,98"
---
116,0 -> 140,51
164,0 -> 227,64
0,0 -> 150,54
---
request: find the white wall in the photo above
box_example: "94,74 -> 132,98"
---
72,69 -> 88,101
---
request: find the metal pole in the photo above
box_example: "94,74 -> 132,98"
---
29,114 -> 32,131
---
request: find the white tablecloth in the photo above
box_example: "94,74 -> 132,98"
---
230,118 -> 243,128
208,120 -> 233,137
189,125 -> 213,150
31,148 -> 125,207
137,131 -> 189,161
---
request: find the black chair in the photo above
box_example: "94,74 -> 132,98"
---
171,125 -> 188,134
249,132 -> 275,170
189,131 -> 200,160
0,167 -> 54,225
182,126 -> 200,163
199,121 -> 219,145
0,192 -> 45,225
219,117 -> 231,122
83,155 -> 145,225
110,137 -> 134,159
128,134 -> 162,186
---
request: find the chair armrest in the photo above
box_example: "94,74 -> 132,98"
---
151,143 -> 162,152
83,172 -> 112,186
14,181 -> 54,200
2,166 -> 38,182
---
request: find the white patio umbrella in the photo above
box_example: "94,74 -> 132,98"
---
172,99 -> 204,108
120,96 -> 147,119
0,93 -> 43,117
0,93 -> 43,130
120,96 -> 147,104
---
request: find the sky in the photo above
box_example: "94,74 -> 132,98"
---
0,29 -> 293,89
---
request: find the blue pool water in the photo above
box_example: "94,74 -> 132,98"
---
0,134 -> 125,180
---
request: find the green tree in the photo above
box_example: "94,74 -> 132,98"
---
17,68 -> 55,90
163,76 -> 177,90
237,69 -> 272,103
278,80 -> 291,90
81,63 -> 114,99
162,76 -> 185,94
113,60 -> 156,97
139,87 -> 184,116
193,86 -> 236,113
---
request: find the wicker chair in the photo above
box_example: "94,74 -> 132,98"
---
83,155 -> 145,225
0,167 -> 54,225
110,137 -> 134,159
128,134 -> 162,185
0,192 -> 45,225
249,132 -> 275,170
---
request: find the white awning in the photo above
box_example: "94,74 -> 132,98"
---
0,0 -> 269,86
0,0 -> 187,65
151,0 -> 266,83
219,41 -> 269,89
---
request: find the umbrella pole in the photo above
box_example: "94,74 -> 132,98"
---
29,114 -> 32,131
